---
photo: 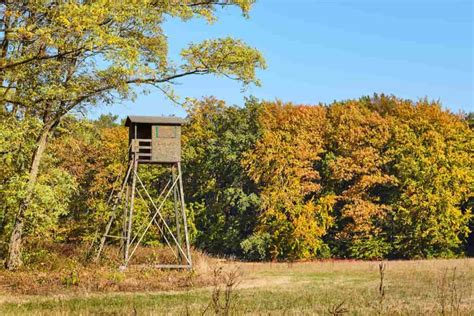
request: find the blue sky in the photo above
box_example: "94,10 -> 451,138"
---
90,0 -> 473,119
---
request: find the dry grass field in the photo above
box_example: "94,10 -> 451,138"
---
0,255 -> 473,315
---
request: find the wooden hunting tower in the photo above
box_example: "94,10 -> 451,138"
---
95,115 -> 192,270
125,116 -> 186,163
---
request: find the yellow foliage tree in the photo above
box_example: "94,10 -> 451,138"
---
244,101 -> 334,259
325,99 -> 395,258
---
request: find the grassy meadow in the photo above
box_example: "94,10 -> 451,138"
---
0,257 -> 472,315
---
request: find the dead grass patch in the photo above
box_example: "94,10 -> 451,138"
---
0,244 -> 216,296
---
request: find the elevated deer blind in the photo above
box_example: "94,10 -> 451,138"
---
95,115 -> 192,270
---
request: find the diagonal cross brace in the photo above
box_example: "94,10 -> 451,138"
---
125,171 -> 191,266
132,180 -> 180,261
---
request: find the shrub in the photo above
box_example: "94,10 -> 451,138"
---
240,233 -> 271,261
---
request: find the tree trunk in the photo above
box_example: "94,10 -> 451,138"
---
6,122 -> 53,270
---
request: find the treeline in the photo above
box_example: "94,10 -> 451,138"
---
1,95 -> 473,262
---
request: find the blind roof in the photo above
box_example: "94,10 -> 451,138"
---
125,115 -> 186,126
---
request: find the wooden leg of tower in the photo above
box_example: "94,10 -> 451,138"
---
177,162 -> 192,269
172,164 -> 182,264
121,184 -> 129,261
95,209 -> 115,263
125,155 -> 138,266
95,159 -> 134,262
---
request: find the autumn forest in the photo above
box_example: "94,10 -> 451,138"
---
1,95 -> 472,264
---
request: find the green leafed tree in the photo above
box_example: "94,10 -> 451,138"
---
0,0 -> 265,269
382,97 -> 473,258
182,97 -> 262,257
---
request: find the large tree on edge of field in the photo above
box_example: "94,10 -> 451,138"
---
244,102 -> 334,260
0,0 -> 266,269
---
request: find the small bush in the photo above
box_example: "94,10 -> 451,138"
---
107,271 -> 125,284
22,249 -> 51,266
62,270 -> 80,287
240,233 -> 271,261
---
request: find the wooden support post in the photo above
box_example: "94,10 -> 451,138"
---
95,159 -> 134,262
122,184 -> 129,260
172,164 -> 183,263
177,162 -> 192,268
124,155 -> 138,265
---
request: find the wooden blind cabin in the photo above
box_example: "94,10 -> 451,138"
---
125,116 -> 186,164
